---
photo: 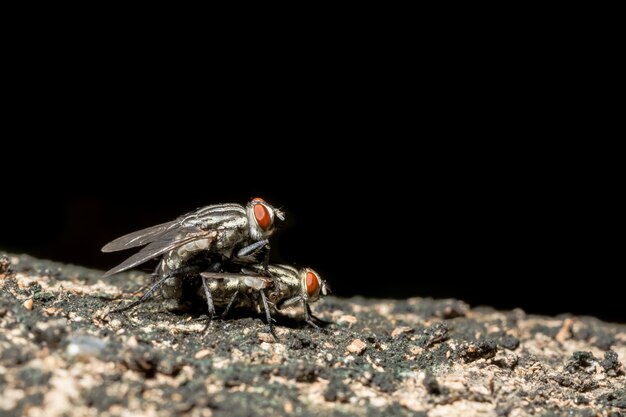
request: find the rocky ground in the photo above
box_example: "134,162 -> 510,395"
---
0,253 -> 624,417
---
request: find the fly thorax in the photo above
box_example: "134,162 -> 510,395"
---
276,271 -> 301,299
215,226 -> 247,252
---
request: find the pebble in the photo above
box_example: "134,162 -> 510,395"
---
195,349 -> 212,359
44,307 -> 63,315
66,335 -> 106,360
555,318 -> 574,343
347,339 -> 367,355
391,326 -> 414,338
257,332 -> 275,343
338,315 -> 357,328
23,299 -> 33,310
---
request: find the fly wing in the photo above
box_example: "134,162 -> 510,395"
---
243,275 -> 273,290
200,272 -> 272,290
101,220 -> 179,252
102,227 -> 217,277
277,296 -> 302,309
200,272 -> 243,280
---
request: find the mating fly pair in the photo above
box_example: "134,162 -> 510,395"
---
101,198 -> 328,337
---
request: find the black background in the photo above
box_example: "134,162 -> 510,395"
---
1,148 -> 621,323
0,46 -> 621,323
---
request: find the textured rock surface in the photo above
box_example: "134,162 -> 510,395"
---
0,253 -> 624,417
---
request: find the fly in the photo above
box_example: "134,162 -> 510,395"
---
102,197 -> 284,276
101,198 -> 284,300
200,263 -> 329,338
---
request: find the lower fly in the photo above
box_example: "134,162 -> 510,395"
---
108,261 -> 329,339
200,263 -> 329,338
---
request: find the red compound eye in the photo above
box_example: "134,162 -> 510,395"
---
254,203 -> 271,230
306,271 -> 319,296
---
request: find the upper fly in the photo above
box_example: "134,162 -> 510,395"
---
101,197 -> 284,277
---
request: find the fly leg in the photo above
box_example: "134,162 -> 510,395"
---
108,263 -> 202,315
236,239 -> 272,277
108,274 -> 173,314
201,274 -> 216,333
236,239 -> 268,259
200,262 -> 221,333
263,244 -> 270,274
236,239 -> 271,274
302,299 -> 320,329
221,290 -> 239,319
306,304 -> 332,325
260,289 -> 277,339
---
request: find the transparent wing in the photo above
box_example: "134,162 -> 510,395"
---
243,276 -> 273,290
102,228 -> 217,277
200,271 -> 272,290
101,220 -> 179,252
